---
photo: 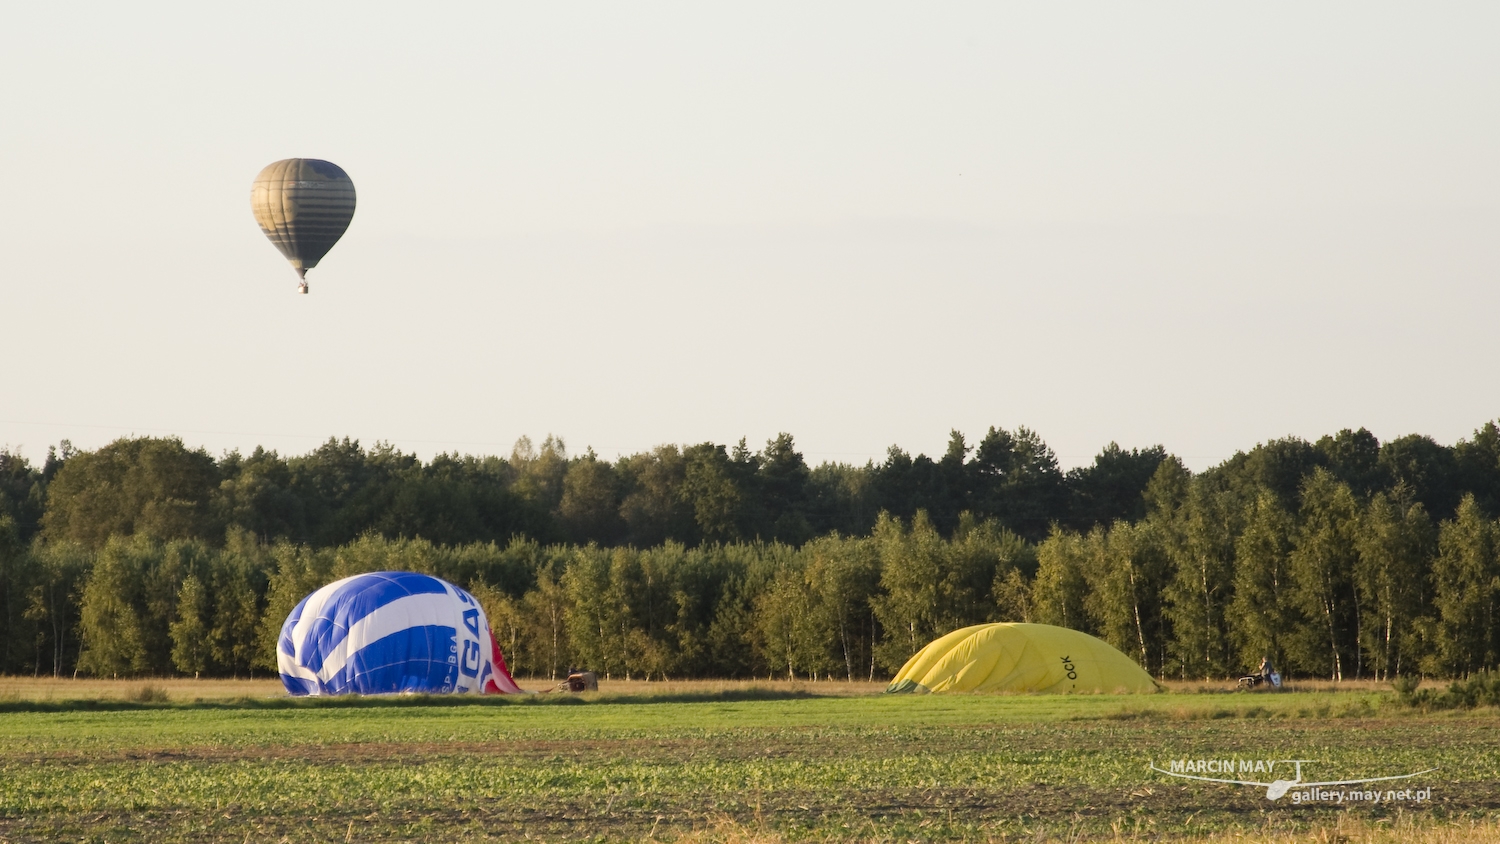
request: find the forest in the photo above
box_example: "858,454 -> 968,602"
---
1,421 -> 1499,683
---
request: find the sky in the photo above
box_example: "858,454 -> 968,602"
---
2,2 -> 1497,472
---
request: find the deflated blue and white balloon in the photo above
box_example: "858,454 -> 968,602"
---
277,571 -> 523,696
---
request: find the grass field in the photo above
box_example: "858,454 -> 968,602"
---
0,678 -> 1496,842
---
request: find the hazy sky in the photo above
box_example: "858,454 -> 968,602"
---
3,3 -> 1497,471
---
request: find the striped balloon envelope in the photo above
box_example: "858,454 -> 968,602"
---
250,158 -> 356,292
277,572 -> 523,696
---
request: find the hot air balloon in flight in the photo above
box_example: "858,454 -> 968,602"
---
277,571 -> 524,696
250,158 -> 356,294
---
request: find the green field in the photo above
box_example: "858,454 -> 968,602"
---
0,683 -> 1496,842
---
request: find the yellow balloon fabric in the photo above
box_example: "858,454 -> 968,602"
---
250,159 -> 356,279
886,623 -> 1159,694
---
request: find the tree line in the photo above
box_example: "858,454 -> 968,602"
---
0,427 -> 1164,551
1,422 -> 1498,681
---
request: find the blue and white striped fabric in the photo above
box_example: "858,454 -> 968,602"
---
277,571 -> 523,696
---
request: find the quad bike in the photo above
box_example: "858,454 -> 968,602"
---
1237,672 -> 1282,691
557,671 -> 598,693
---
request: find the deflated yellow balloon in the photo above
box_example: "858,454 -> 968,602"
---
251,159 -> 356,292
886,622 -> 1159,694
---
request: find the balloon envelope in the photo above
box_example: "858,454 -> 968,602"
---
250,158 -> 356,279
277,571 -> 522,696
885,622 -> 1158,694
